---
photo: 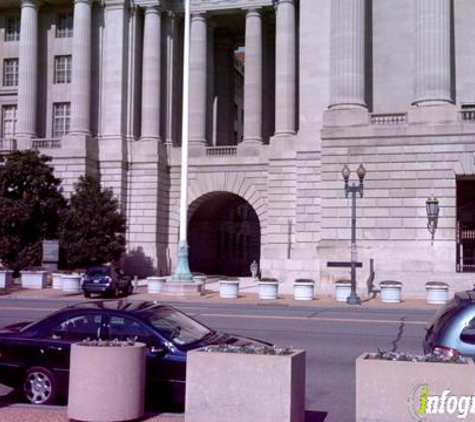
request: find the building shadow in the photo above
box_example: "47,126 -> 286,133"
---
305,410 -> 328,422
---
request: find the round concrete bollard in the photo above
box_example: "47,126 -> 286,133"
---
68,342 -> 146,422
335,280 -> 351,302
219,280 -> 239,299
380,281 -> 402,304
425,282 -> 449,305
61,274 -> 81,293
147,276 -> 166,294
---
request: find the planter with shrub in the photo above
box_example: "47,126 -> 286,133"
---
258,278 -> 279,300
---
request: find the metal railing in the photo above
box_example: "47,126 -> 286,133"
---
0,138 -> 17,151
460,109 -> 475,122
31,138 -> 61,149
370,113 -> 407,125
206,146 -> 237,156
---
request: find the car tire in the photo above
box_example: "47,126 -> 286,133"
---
84,292 -> 91,298
126,282 -> 133,296
114,287 -> 119,297
23,366 -> 59,405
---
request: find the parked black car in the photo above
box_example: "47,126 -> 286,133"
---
0,300 -> 270,408
82,265 -> 133,298
424,290 -> 475,360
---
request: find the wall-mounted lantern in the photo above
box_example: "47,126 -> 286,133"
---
426,193 -> 439,244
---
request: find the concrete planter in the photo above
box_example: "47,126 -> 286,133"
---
219,279 -> 239,299
335,280 -> 351,302
61,274 -> 81,293
68,342 -> 146,422
193,275 -> 206,288
147,276 -> 166,293
21,270 -> 47,289
185,348 -> 306,422
52,273 -> 63,290
425,282 -> 449,305
258,279 -> 279,300
356,353 -> 475,422
380,281 -> 402,303
0,270 -> 13,289
293,279 -> 315,301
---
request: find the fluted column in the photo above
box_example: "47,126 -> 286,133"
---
189,14 -> 207,145
275,0 -> 296,136
70,0 -> 92,136
17,0 -> 38,138
414,0 -> 452,105
329,0 -> 366,109
141,6 -> 162,140
243,9 -> 263,144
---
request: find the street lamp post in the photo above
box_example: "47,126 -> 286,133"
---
341,164 -> 366,305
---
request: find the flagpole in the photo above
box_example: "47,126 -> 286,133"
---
172,0 -> 193,282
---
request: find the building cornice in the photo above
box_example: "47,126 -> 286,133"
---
165,0 -> 274,13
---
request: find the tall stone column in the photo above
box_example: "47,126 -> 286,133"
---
141,5 -> 162,141
189,14 -> 207,145
243,9 -> 263,144
17,0 -> 38,139
329,0 -> 366,109
70,0 -> 92,136
414,0 -> 452,105
275,0 -> 296,136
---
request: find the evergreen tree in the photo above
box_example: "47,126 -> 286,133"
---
59,175 -> 126,269
0,150 -> 65,271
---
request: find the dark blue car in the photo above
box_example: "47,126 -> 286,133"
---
0,300 -> 270,409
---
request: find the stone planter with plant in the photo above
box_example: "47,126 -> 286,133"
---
185,345 -> 305,422
293,279 -> 315,301
219,277 -> 239,299
68,339 -> 146,422
147,276 -> 166,293
21,268 -> 48,289
425,281 -> 449,305
334,279 -> 351,302
356,350 -> 475,422
379,280 -> 402,303
0,268 -> 13,289
258,277 -> 279,300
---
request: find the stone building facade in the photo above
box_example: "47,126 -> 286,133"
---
1,0 -> 475,297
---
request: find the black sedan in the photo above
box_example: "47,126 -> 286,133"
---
0,300 -> 270,409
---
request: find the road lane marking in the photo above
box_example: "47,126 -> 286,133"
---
193,313 -> 428,325
0,307 -> 428,326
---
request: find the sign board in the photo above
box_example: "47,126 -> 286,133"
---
42,240 -> 59,264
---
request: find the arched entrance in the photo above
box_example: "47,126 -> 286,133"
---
188,192 -> 261,277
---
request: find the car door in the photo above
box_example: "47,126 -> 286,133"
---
105,314 -> 186,409
40,312 -> 106,389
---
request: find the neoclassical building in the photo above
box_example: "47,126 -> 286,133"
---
1,0 -> 475,297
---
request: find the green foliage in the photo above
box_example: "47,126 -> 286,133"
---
0,151 -> 65,271
59,175 -> 126,269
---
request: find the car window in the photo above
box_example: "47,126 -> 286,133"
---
44,314 -> 103,341
86,267 -> 110,277
109,316 -> 157,346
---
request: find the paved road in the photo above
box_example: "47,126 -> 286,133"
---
0,298 -> 437,422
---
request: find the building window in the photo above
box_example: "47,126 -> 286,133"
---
56,13 -> 73,38
2,105 -> 17,138
54,55 -> 72,84
3,58 -> 19,87
5,17 -> 20,42
52,103 -> 70,137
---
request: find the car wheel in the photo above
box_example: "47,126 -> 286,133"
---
114,287 -> 120,297
126,282 -> 133,296
84,292 -> 91,298
23,366 -> 58,405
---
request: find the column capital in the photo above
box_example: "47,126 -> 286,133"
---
21,0 -> 39,9
74,0 -> 92,5
191,13 -> 207,22
277,0 -> 295,5
244,8 -> 262,17
143,5 -> 162,14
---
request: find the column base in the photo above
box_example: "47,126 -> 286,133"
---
322,107 -> 369,127
408,103 -> 457,124
238,140 -> 263,157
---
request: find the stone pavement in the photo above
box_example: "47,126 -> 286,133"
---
0,405 -> 183,422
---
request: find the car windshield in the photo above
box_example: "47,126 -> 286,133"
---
86,267 -> 110,277
145,307 -> 213,347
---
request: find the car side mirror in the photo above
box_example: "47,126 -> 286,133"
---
460,327 -> 475,344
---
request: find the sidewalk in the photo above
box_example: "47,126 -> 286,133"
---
0,404 -> 183,422
0,278 -> 440,311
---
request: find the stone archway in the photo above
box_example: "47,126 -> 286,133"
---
188,192 -> 261,277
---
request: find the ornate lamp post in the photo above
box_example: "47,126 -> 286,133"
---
426,193 -> 439,245
341,164 -> 366,305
